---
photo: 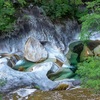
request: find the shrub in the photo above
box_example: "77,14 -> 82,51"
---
76,56 -> 100,93
0,0 -> 15,32
0,0 -> 26,32
80,0 -> 100,40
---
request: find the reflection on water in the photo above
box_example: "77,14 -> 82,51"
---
3,89 -> 100,100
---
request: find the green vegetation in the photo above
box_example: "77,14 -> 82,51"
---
0,0 -> 99,36
0,0 -> 100,94
0,0 -> 85,32
80,0 -> 100,40
34,0 -> 84,19
0,0 -> 26,32
76,56 -> 100,93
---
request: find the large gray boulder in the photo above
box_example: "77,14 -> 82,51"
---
0,59 -> 57,93
24,37 -> 48,62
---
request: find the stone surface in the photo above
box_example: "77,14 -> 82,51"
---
43,42 -> 70,67
80,45 -> 93,61
24,37 -> 47,62
93,45 -> 100,56
0,59 -> 58,93
14,59 -> 34,71
0,6 -> 80,56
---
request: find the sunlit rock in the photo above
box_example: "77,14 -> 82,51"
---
93,45 -> 100,56
80,45 -> 93,61
24,37 -> 48,62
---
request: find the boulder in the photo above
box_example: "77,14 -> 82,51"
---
80,45 -> 93,61
0,59 -> 58,93
24,37 -> 48,62
93,45 -> 100,56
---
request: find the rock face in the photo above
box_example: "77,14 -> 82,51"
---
0,59 -> 58,93
0,59 -> 80,93
0,6 -> 80,55
24,37 -> 47,62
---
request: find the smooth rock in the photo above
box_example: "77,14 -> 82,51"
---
0,53 -> 20,67
24,37 -> 48,62
0,60 -> 58,93
13,88 -> 37,97
43,42 -> 70,67
93,45 -> 100,56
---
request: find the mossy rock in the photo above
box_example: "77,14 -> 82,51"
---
53,84 -> 69,90
80,45 -> 93,61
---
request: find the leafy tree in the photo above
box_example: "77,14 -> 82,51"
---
0,0 -> 26,32
80,0 -> 100,40
0,0 -> 15,32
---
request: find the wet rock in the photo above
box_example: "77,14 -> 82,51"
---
24,37 -> 48,62
49,63 -> 59,73
48,68 -> 75,81
26,58 -> 58,72
14,59 -> 34,71
43,42 -> 70,67
0,53 -> 20,67
0,60 -> 58,93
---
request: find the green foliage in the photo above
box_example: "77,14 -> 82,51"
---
1,0 -> 99,35
80,0 -> 100,40
76,56 -> 100,93
18,0 -> 26,6
41,0 -> 71,19
0,0 -> 26,32
33,0 -> 84,20
0,0 -> 15,32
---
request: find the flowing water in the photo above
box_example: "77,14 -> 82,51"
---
0,6 -> 100,100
